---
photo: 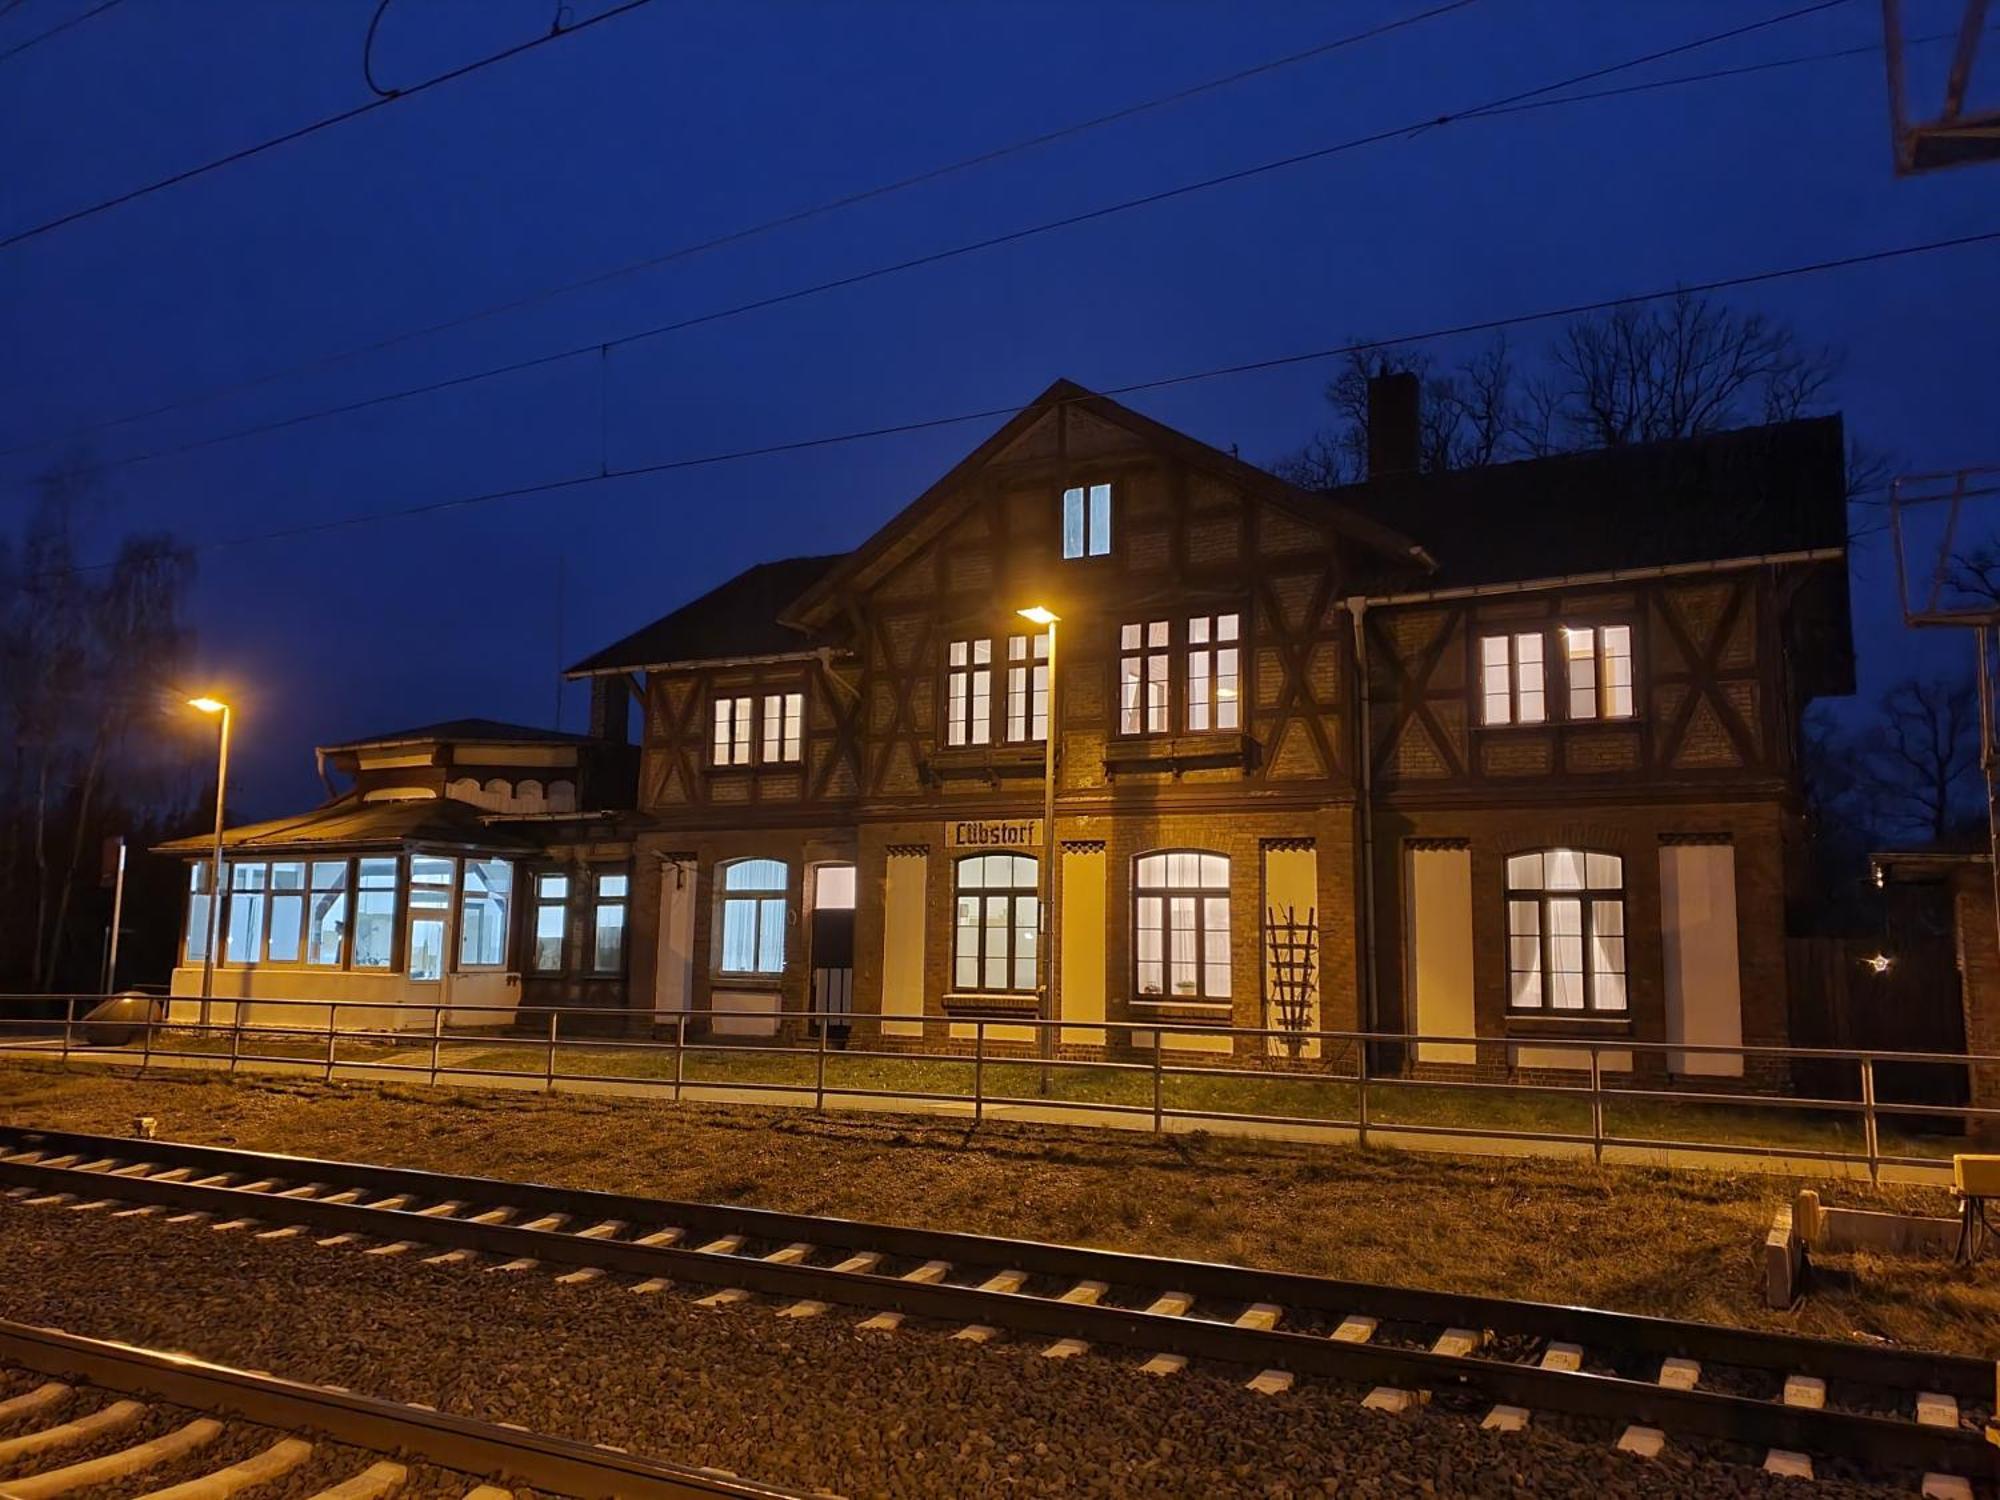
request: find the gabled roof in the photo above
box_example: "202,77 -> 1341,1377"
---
155,794 -> 541,856
319,718 -> 596,755
781,379 -> 1430,631
565,554 -> 843,677
1337,416 -> 1848,590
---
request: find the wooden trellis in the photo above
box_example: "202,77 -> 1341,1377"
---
1264,904 -> 1318,1058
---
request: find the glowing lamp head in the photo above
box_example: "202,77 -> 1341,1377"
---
187,697 -> 227,715
1017,605 -> 1059,626
1865,952 -> 1893,975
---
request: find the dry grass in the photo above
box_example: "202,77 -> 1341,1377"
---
2,1059 -> 1994,1357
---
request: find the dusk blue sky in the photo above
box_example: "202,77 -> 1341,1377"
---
3,0 -> 1995,815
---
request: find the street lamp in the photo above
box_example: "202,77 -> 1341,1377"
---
189,696 -> 231,1025
1017,606 -> 1060,1092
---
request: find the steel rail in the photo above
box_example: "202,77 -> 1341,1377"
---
1,1126 -> 1992,1477
0,1318 -> 802,1500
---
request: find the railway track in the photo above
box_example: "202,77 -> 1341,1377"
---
0,1123 -> 1992,1495
0,1317 -> 795,1498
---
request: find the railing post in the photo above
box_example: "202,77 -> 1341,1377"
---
228,1008 -> 242,1075
140,999 -> 154,1076
673,1011 -> 685,1104
59,996 -> 74,1067
1589,1044 -> 1604,1165
1152,1028 -> 1164,1135
429,1005 -> 443,1088
323,1006 -> 337,1083
815,1010 -> 828,1112
974,1020 -> 985,1126
545,1009 -> 559,1093
1355,1034 -> 1370,1150
1861,1053 -> 1881,1183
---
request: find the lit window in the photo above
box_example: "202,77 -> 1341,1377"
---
946,639 -> 993,747
1480,633 -> 1546,726
1186,613 -> 1240,732
185,863 -> 217,964
352,858 -> 398,970
1134,851 -> 1230,1001
407,855 -> 454,981
458,858 -> 513,968
1061,482 -> 1112,559
1005,631 -> 1050,743
307,860 -> 348,967
719,859 -> 788,975
592,871 -> 629,973
1563,625 -> 1635,720
267,861 -> 305,963
1119,620 -> 1171,735
762,691 -> 804,763
530,873 -> 568,974
1506,849 -> 1625,1013
225,862 -> 267,965
712,696 -> 754,765
952,854 -> 1038,993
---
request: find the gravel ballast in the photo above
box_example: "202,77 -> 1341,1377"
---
2,1064 -> 1993,1356
0,1197 -> 1935,1499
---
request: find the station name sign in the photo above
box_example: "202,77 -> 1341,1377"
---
948,818 -> 1042,850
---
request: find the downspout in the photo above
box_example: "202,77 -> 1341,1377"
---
1344,595 -> 1380,1045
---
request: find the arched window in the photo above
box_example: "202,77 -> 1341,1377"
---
1134,851 -> 1230,1001
718,858 -> 788,975
1506,849 -> 1625,1013
952,854 -> 1038,993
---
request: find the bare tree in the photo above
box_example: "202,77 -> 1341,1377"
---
1857,674 -> 1982,844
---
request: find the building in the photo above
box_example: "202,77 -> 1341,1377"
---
166,377 -> 1853,1086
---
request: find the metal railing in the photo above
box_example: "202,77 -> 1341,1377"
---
2,993 -> 1993,1180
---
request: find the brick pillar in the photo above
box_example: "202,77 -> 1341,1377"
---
1952,865 -> 2000,1143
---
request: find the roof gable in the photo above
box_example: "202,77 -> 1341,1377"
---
566,554 -> 843,676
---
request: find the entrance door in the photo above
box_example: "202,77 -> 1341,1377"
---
407,856 -> 455,1008
810,864 -> 856,1037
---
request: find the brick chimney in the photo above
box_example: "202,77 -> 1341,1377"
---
1366,371 -> 1420,479
589,674 -> 630,744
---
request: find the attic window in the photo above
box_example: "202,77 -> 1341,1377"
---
1061,482 -> 1112,560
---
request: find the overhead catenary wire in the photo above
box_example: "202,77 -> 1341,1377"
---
0,0 -> 1482,464
0,0 -> 121,65
0,0 -> 659,254
23,223 -> 1997,584
6,0 -> 1853,490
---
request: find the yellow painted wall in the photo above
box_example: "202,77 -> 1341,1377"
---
1061,846 -> 1107,1046
881,852 -> 927,1036
1409,848 -> 1476,1065
1262,845 -> 1319,1058
1660,843 -> 1744,1077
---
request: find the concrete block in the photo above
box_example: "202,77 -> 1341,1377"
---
629,1276 -> 672,1295
1144,1291 -> 1194,1317
1658,1358 -> 1701,1390
1139,1354 -> 1186,1376
1922,1476 -> 1973,1500
1616,1426 -> 1665,1458
1763,1449 -> 1812,1479
1331,1316 -> 1377,1344
1917,1392 -> 1959,1428
1481,1405 -> 1529,1431
1781,1374 -> 1825,1409
1362,1387 -> 1426,1414
1235,1303 -> 1282,1331
1540,1342 -> 1584,1372
1432,1328 -> 1484,1358
1041,1337 -> 1089,1359
951,1324 -> 1001,1345
1817,1206 -> 1959,1256
1765,1205 -> 1799,1309
1246,1370 -> 1293,1395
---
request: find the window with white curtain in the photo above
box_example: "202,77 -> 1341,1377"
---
1563,625 -> 1635,720
1480,633 -> 1547,726
593,871 -> 629,972
1119,620 -> 1170,735
762,691 -> 804,763
946,639 -> 993,747
952,854 -> 1038,993
530,873 -> 568,973
1506,849 -> 1626,1013
1134,851 -> 1230,1001
719,859 -> 788,975
1185,613 -> 1241,732
1005,631 -> 1049,742
712,696 -> 754,765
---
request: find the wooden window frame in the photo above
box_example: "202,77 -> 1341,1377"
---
1004,630 -> 1050,744
716,858 -> 789,977
1184,612 -> 1242,734
1117,619 -> 1173,737
1132,850 -> 1231,1003
590,869 -> 630,975
1557,621 -> 1638,722
761,690 -> 805,764
1505,849 -> 1627,1016
711,695 -> 755,767
1060,480 -> 1113,560
944,638 -> 995,748
951,853 -> 1039,995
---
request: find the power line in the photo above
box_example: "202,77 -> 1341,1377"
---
0,0 -> 659,254
0,0 -> 1481,464
11,0 -> 1850,489
0,0 -> 121,65
27,223 -> 1997,583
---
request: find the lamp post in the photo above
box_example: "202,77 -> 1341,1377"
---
189,696 -> 231,1027
1017,606 -> 1060,1094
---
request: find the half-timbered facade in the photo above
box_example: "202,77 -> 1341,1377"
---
565,378 -> 1853,1078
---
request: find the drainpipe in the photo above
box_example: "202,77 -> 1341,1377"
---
1344,596 -> 1380,1049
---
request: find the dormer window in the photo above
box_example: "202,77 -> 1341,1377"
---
1061,482 -> 1112,560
